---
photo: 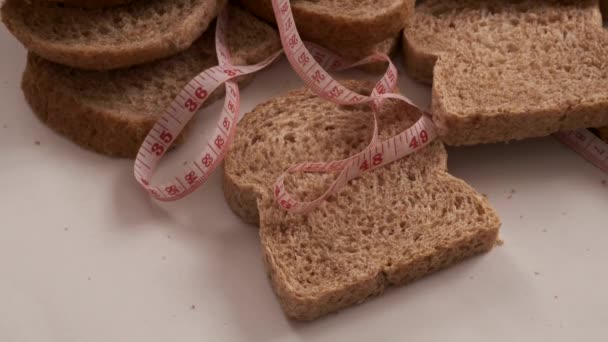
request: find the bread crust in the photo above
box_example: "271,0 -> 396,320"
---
2,0 -> 223,70
45,0 -> 134,8
239,0 -> 413,47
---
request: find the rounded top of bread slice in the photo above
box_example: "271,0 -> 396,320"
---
240,0 -> 413,47
45,0 -> 135,9
2,0 -> 223,70
224,80 -> 449,224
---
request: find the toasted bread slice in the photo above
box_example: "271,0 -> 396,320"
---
21,6 -> 281,157
223,80 -> 501,320
403,0 -> 608,146
2,0 -> 223,70
239,0 -> 413,48
45,0 -> 134,8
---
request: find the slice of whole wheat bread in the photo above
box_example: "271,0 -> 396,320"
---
2,0 -> 223,70
403,0 -> 608,146
239,0 -> 413,48
44,0 -> 134,8
21,6 -> 281,157
223,80 -> 501,320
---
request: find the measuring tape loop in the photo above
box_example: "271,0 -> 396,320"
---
269,0 -> 438,213
133,8 -> 282,201
133,3 -> 441,212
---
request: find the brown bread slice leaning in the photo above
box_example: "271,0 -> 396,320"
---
223,80 -> 501,320
403,0 -> 608,146
21,6 -> 281,157
45,0 -> 134,8
239,0 -> 413,48
2,0 -> 223,70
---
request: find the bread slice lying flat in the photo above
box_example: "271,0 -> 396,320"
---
45,0 -> 134,8
2,0 -> 223,70
239,0 -> 413,48
21,6 -> 280,157
403,0 -> 608,145
223,80 -> 501,320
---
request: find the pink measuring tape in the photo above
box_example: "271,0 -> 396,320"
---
134,2 -> 436,213
134,2 -> 606,212
555,129 -> 608,173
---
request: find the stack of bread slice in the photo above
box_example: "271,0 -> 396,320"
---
600,0 -> 608,142
1,0 -> 281,157
403,0 -> 608,146
239,0 -> 415,71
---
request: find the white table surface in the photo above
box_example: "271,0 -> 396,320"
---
1,23 -> 608,342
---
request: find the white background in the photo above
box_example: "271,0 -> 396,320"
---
1,22 -> 608,341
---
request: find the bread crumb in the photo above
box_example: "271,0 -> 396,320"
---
534,271 -> 540,276
167,235 -> 172,239
495,239 -> 504,246
2,124 -> 6,129
64,227 -> 69,231
519,215 -> 524,219
190,305 -> 196,310
602,180 -> 607,186
507,189 -> 516,199
554,295 -> 558,300
34,141 -> 40,145
161,256 -> 166,260
542,228 -> 547,233
88,276 -> 92,281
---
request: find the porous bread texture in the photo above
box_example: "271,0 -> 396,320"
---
403,0 -> 608,146
2,0 -> 223,70
239,0 -> 413,47
403,0 -> 603,83
45,0 -> 134,8
223,80 -> 501,320
21,6 -> 281,157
